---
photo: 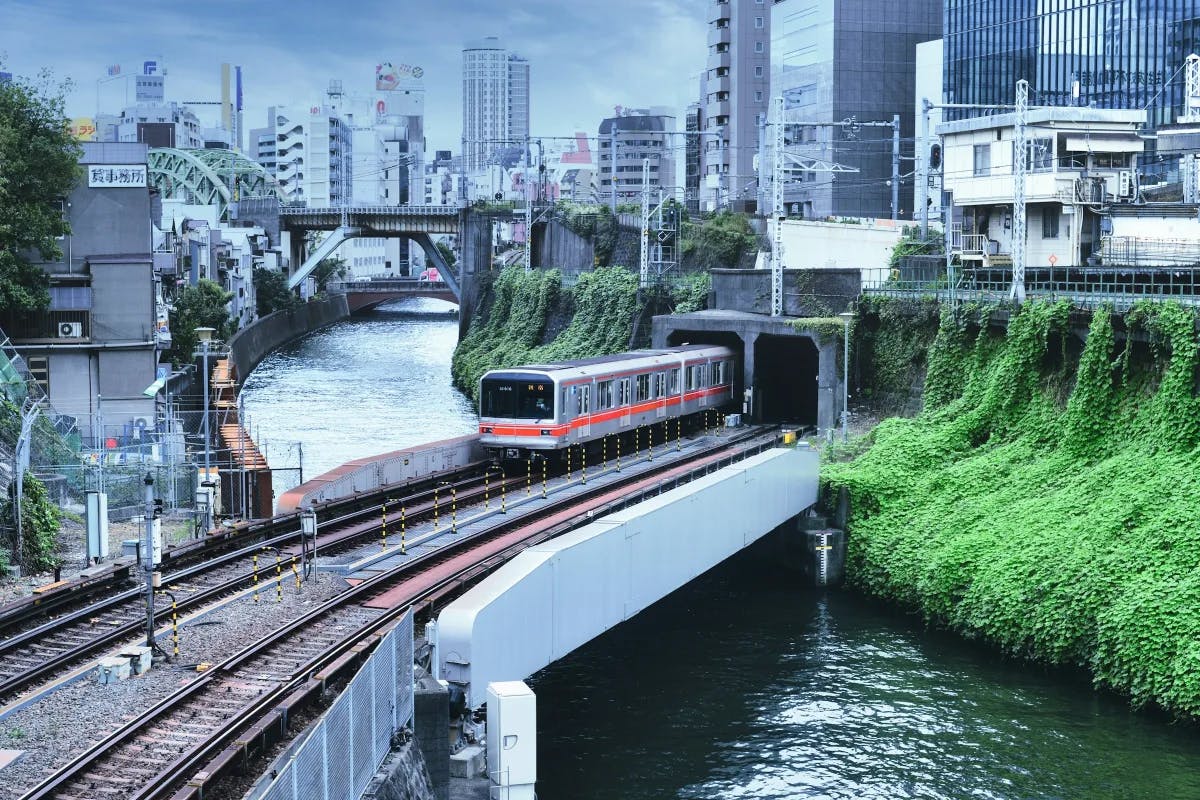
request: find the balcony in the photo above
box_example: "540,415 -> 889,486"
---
710,74 -> 732,94
0,310 -> 91,342
708,24 -> 732,48
707,49 -> 732,71
708,0 -> 730,24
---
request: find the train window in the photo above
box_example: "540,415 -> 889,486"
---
578,385 -> 591,415
619,378 -> 631,406
562,389 -> 569,416
481,379 -> 553,419
654,372 -> 666,398
669,368 -> 680,393
597,380 -> 614,410
635,374 -> 649,402
685,366 -> 695,391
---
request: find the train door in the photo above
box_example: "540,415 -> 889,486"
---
619,378 -> 632,428
654,371 -> 667,418
576,384 -> 591,439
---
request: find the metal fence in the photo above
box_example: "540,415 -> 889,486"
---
862,265 -> 1200,310
259,609 -> 415,800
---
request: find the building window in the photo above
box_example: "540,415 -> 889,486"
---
1042,206 -> 1060,239
755,91 -> 763,102
754,16 -> 763,28
973,144 -> 991,176
27,356 -> 49,395
755,41 -> 764,53
754,66 -> 764,77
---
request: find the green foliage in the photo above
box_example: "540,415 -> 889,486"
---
670,272 -> 710,314
887,224 -> 945,272
435,240 -> 457,268
2,473 -> 61,573
0,69 -> 82,312
555,202 -> 621,267
680,211 -> 756,270
853,296 -> 941,407
312,256 -> 347,293
452,266 -> 641,399
253,267 -> 299,318
823,301 -> 1200,717
167,279 -> 233,367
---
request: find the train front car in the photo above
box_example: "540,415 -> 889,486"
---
477,369 -> 566,461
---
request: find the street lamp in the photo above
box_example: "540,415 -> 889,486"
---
195,326 -> 215,533
838,311 -> 854,441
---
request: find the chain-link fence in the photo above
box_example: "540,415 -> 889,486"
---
259,610 -> 415,800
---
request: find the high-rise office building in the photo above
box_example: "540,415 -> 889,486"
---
944,1 -> 1200,129
262,105 -> 353,206
462,37 -> 531,171
770,0 -> 940,219
700,0 -> 771,212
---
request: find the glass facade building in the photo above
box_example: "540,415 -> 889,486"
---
771,0 -> 941,219
945,0 -> 1200,127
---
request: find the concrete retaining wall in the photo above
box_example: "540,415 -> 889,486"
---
227,293 -> 350,383
534,220 -> 594,271
276,433 -> 486,513
712,268 -> 861,317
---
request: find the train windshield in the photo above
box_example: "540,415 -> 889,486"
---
480,378 -> 554,419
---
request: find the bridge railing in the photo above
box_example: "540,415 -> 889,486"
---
279,203 -> 463,216
327,279 -> 450,293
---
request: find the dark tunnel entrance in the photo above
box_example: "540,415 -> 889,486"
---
753,334 -> 819,427
665,330 -> 746,409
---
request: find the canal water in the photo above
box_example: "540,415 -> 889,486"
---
241,300 -> 1200,800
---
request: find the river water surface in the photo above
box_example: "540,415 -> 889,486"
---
241,300 -> 1200,800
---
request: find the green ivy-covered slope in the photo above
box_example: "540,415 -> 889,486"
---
452,267 -> 642,399
823,301 -> 1200,717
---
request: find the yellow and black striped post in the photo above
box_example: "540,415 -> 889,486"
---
719,412 -> 725,435
526,458 -> 532,496
616,434 -> 622,472
252,553 -> 259,603
676,416 -> 681,450
274,550 -> 282,603
602,436 -> 607,468
400,505 -> 407,554
484,472 -> 491,509
170,595 -> 178,658
567,446 -> 573,481
291,554 -> 301,590
381,501 -> 388,551
433,483 -> 440,531
541,459 -> 548,499
451,486 -> 458,533
648,424 -> 654,461
635,426 -> 640,455
501,469 -> 508,513
582,445 -> 587,484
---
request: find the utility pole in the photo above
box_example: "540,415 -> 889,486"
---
891,114 -> 900,222
771,96 -> 786,317
919,99 -> 931,238
757,112 -> 768,215
609,126 -> 618,214
639,158 -> 651,289
1011,79 -> 1029,304
523,136 -> 532,271
143,473 -> 156,650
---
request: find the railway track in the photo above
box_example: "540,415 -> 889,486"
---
21,427 -> 783,800
0,466 -> 520,705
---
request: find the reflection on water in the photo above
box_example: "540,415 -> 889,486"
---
240,298 -> 477,504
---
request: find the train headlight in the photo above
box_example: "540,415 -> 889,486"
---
481,426 -> 494,434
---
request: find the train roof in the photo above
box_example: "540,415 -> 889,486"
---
482,345 -> 734,382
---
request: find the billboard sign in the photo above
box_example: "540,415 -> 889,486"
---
87,165 -> 147,188
376,61 -> 423,91
143,60 -> 157,75
69,117 -> 97,141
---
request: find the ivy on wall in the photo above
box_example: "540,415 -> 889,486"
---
823,301 -> 1200,718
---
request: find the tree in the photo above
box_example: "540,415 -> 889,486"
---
0,70 -> 82,313
681,211 -> 756,270
253,266 -> 299,317
167,279 -> 233,367
435,240 -> 457,268
312,256 -> 347,292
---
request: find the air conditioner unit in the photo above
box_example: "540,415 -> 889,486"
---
58,321 -> 82,338
131,416 -> 152,441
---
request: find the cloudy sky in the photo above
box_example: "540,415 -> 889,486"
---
2,0 -> 708,153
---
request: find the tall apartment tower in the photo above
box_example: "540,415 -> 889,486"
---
701,0 -> 771,212
462,37 -> 530,171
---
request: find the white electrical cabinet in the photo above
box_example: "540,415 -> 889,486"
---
85,491 -> 109,562
486,681 -> 536,800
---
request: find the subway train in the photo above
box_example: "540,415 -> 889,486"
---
478,344 -> 737,461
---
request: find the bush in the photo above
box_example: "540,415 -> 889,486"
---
2,474 -> 61,573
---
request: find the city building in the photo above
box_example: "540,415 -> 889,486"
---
462,37 -> 531,171
944,0 -> 1200,130
97,102 -> 204,149
939,107 -> 1146,269
264,105 -> 353,206
700,0 -> 771,212
597,108 -> 677,206
769,0 -> 941,219
422,151 -> 467,206
684,103 -> 703,214
0,143 -> 161,443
